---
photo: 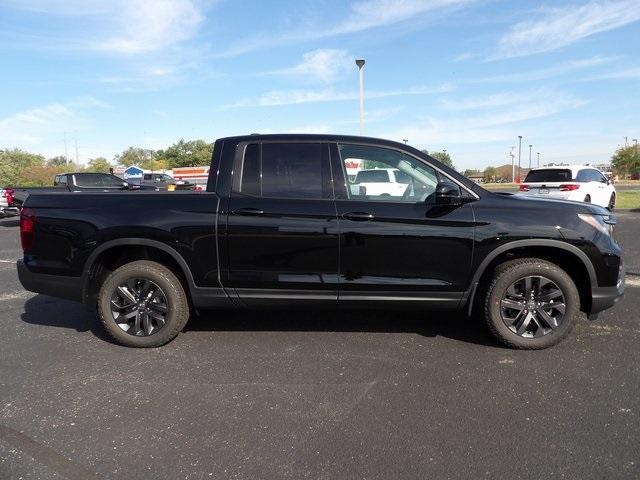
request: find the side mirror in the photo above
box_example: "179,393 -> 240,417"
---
434,181 -> 462,205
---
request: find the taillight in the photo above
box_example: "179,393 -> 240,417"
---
560,184 -> 580,191
5,188 -> 14,205
20,208 -> 36,252
519,184 -> 530,192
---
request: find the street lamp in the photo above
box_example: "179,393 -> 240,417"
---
517,136 -> 523,182
355,59 -> 366,135
509,146 -> 515,182
402,139 -> 408,145
537,152 -> 540,167
528,144 -> 532,170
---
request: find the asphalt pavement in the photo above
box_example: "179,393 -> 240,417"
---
0,213 -> 639,480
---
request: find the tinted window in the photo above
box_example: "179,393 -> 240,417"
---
577,169 -> 605,183
338,144 -> 444,203
524,169 -> 572,183
261,143 -> 324,199
74,174 -> 124,187
239,143 -> 260,196
354,170 -> 390,183
143,174 -> 152,180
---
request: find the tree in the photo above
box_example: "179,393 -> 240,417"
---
421,149 -> 453,168
483,166 -> 498,182
0,149 -> 45,186
463,169 -> 481,177
140,158 -> 169,171
47,155 -> 68,167
86,157 -> 112,173
157,139 -> 213,168
114,147 -> 157,167
612,145 -> 640,177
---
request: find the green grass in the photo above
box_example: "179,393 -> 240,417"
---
616,191 -> 640,210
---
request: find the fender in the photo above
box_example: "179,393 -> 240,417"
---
81,238 -> 231,309
464,239 -> 597,315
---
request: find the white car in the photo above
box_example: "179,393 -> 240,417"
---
351,168 -> 410,197
518,166 -> 616,210
1,188 -> 19,218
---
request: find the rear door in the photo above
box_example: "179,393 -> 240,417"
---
576,169 -> 609,206
225,141 -> 339,305
330,143 -> 476,307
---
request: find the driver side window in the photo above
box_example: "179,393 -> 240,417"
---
337,143 -> 446,203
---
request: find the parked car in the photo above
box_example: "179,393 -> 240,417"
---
17,134 -> 624,349
351,168 -> 410,197
518,166 -> 616,210
11,172 -> 158,206
0,188 -> 19,218
139,173 -> 196,191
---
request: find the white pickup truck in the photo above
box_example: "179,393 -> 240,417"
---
351,168 -> 410,197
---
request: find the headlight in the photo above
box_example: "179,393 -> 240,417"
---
578,213 -> 616,236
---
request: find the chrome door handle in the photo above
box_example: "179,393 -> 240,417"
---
232,208 -> 264,216
342,211 -> 374,221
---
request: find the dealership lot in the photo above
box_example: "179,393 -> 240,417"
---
0,214 -> 639,479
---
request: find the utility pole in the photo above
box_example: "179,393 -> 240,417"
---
355,59 -> 366,135
63,132 -> 69,164
624,136 -> 628,147
517,136 -> 523,182
509,146 -> 515,182
528,144 -> 532,170
537,152 -> 540,167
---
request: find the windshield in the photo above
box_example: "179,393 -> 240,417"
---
524,169 -> 573,183
74,174 -> 125,188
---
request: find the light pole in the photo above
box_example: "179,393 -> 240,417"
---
528,144 -> 532,170
509,146 -> 515,182
355,59 -> 366,135
537,152 -> 540,167
402,139 -> 408,145
517,136 -> 523,182
634,139 -> 638,152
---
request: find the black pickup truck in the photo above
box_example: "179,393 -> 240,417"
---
11,172 -> 157,206
17,134 -> 625,349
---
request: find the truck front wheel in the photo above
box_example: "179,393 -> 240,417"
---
483,258 -> 580,349
98,260 -> 189,347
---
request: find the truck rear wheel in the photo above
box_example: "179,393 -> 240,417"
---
483,258 -> 580,349
98,260 -> 189,347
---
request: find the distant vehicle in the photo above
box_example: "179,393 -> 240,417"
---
139,173 -> 196,191
11,172 -> 158,206
518,166 -> 616,210
351,168 -> 410,197
0,188 -> 19,218
16,134 -> 624,350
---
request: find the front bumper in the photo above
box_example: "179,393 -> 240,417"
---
589,263 -> 625,317
17,260 -> 82,302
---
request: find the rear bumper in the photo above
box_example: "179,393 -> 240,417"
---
17,260 -> 82,302
0,206 -> 19,217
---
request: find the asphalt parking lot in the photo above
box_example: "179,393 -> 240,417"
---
0,213 -> 639,480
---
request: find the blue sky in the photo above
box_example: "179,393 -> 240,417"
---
1,0 -> 639,170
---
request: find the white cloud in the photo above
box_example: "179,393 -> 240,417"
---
584,67 -> 640,81
226,84 -> 452,108
265,49 -> 353,84
214,0 -> 476,58
492,1 -> 640,59
387,91 -> 586,146
96,0 -> 203,54
0,97 -> 108,152
476,56 -> 617,83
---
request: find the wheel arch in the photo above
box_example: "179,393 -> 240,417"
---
466,240 -> 596,315
81,239 -> 196,306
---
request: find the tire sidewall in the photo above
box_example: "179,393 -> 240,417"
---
486,261 -> 580,349
98,261 -> 188,347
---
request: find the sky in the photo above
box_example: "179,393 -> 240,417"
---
0,0 -> 639,171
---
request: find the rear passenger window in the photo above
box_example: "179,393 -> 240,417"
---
577,169 -> 603,183
235,143 -> 331,199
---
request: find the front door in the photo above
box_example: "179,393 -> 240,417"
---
330,143 -> 476,308
225,141 -> 339,306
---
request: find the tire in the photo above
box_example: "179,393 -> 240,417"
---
608,193 -> 616,211
584,195 -> 591,203
98,260 -> 189,347
483,258 -> 580,349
